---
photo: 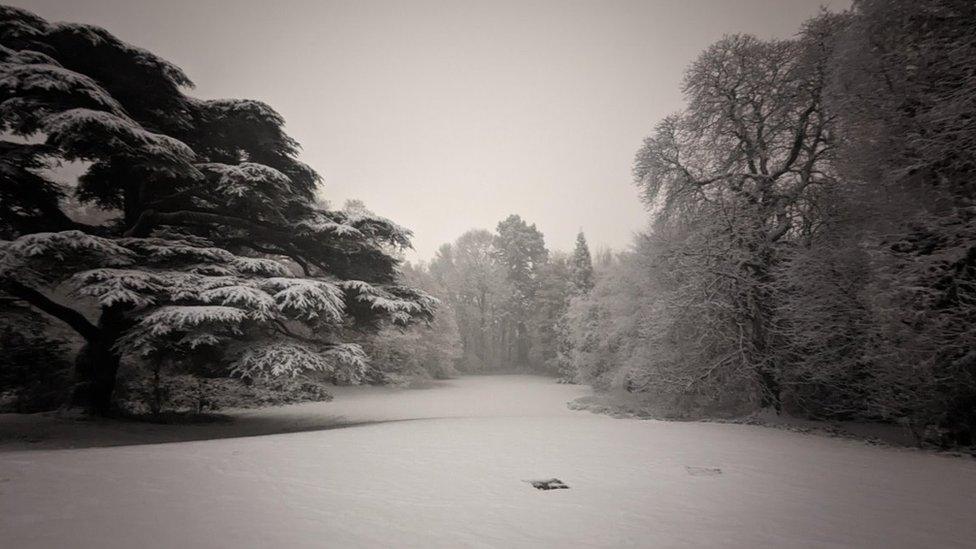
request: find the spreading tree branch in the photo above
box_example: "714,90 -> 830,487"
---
3,280 -> 101,342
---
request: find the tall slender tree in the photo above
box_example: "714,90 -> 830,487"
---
570,231 -> 594,294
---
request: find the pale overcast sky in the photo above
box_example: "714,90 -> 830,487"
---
13,0 -> 850,260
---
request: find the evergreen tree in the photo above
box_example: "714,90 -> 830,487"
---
0,6 -> 435,414
570,231 -> 594,294
528,253 -> 572,372
494,215 -> 548,368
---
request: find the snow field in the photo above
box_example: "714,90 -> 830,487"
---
1,376 -> 974,548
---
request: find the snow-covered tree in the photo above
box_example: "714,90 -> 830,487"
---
494,214 -> 548,369
361,263 -> 462,382
528,252 -> 572,372
819,0 -> 976,443
0,6 -> 435,414
632,27 -> 836,410
429,229 -> 510,371
430,218 -> 560,374
570,231 -> 594,294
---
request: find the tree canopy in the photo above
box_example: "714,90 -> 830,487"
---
0,6 -> 435,414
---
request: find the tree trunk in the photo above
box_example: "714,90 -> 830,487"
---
72,341 -> 122,415
747,241 -> 780,413
751,290 -> 781,412
751,298 -> 781,412
70,306 -> 127,416
758,368 -> 781,413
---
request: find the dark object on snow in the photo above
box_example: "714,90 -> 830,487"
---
685,466 -> 722,476
527,478 -> 569,490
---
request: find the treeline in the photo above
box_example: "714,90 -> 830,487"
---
562,0 -> 976,446
423,216 -> 597,373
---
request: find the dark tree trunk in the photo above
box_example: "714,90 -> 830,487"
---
70,306 -> 128,416
747,244 -> 780,413
759,368 -> 782,413
751,296 -> 781,412
0,281 -> 119,414
72,340 -> 122,415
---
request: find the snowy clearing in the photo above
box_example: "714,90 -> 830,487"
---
1,375 -> 975,548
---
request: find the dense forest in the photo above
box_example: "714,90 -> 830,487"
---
2,0 -> 975,448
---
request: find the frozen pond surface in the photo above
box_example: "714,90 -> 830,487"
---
1,375 -> 975,548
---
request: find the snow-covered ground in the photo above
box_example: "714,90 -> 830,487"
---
1,375 -> 974,548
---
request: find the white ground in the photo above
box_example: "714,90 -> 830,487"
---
1,375 -> 974,548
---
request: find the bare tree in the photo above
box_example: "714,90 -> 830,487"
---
632,27 -> 836,409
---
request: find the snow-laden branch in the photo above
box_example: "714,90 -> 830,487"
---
229,341 -> 368,380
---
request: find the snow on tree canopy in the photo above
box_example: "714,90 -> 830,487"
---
67,237 -> 293,313
231,341 -> 368,378
198,285 -> 277,320
117,304 -> 249,356
295,219 -> 365,239
197,162 -> 292,199
0,62 -> 127,122
136,305 -> 249,337
117,239 -> 293,278
1,5 -> 437,413
230,257 -> 293,277
43,109 -> 199,177
229,341 -> 369,380
5,230 -> 133,260
340,279 -> 438,317
260,277 -> 345,321
294,210 -> 415,250
341,211 -> 414,249
72,268 -> 169,308
119,237 -> 236,264
231,341 -> 330,379
199,98 -> 286,128
0,231 -> 134,283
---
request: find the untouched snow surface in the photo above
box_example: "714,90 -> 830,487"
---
1,375 -> 975,548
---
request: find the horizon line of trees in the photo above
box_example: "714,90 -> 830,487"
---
417,215 -> 598,375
